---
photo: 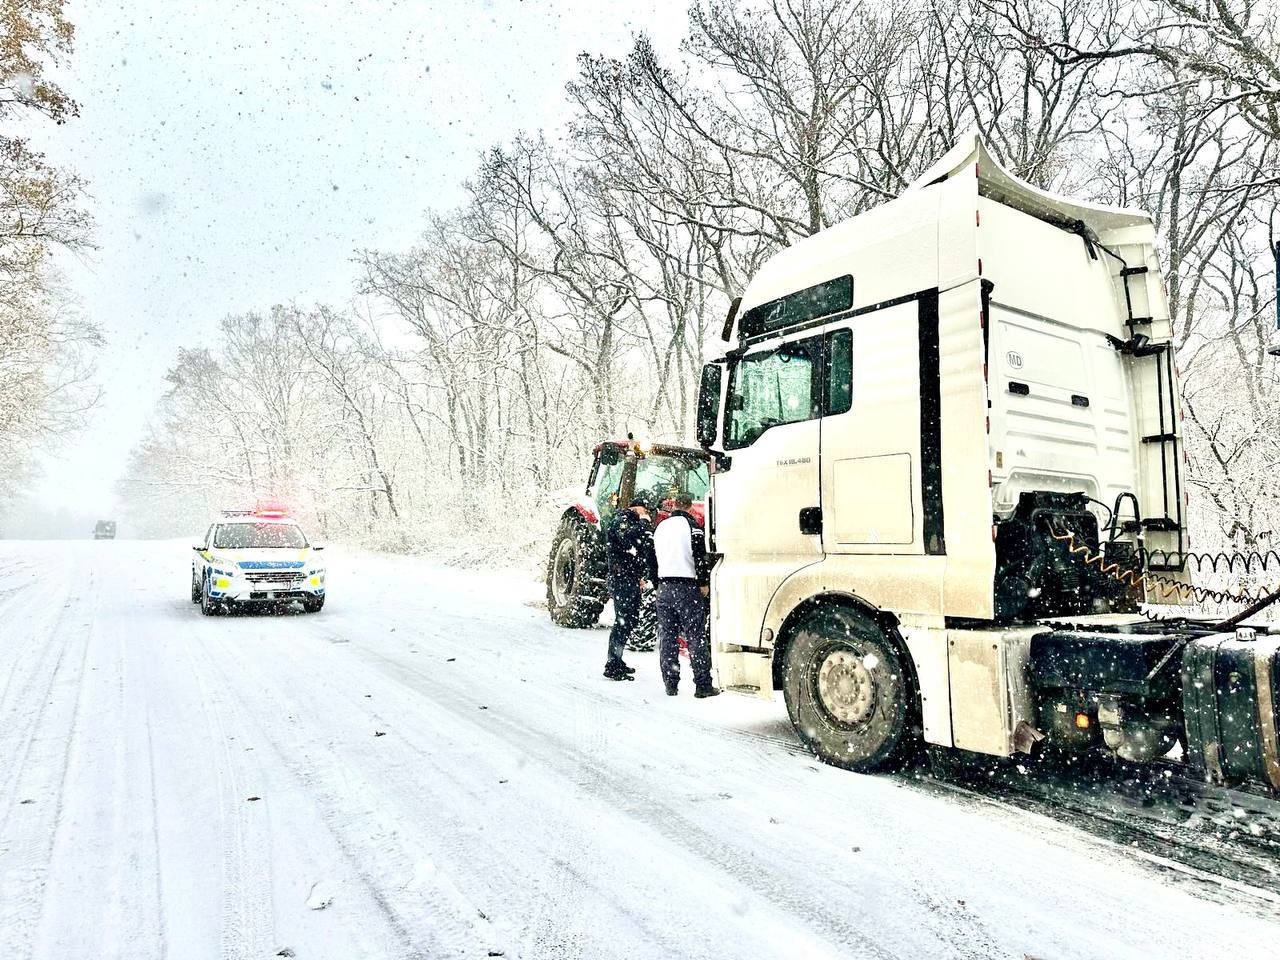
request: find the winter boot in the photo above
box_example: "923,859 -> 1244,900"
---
664,680 -> 679,697
693,686 -> 721,699
603,661 -> 635,681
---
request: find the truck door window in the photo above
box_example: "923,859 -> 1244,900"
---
825,329 -> 852,415
725,336 -> 820,449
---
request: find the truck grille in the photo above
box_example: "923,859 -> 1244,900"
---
244,571 -> 304,585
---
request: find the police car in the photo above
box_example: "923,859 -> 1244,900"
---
190,508 -> 326,615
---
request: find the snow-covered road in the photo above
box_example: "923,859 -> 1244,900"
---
1,539 -> 1276,960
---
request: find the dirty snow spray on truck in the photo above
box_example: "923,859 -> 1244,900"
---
695,132 -> 1280,794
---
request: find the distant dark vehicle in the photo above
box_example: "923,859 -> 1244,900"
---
93,520 -> 117,540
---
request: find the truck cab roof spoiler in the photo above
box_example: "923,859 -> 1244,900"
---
907,130 -> 1152,241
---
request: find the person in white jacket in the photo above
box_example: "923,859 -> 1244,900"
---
652,493 -> 719,698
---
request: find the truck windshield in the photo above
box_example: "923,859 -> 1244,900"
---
725,337 -> 820,449
214,523 -> 308,549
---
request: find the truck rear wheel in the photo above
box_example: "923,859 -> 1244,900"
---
781,604 -> 915,771
546,515 -> 606,627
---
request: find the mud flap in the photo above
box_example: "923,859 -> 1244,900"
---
714,646 -> 775,699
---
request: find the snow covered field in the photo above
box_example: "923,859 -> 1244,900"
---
1,539 -> 1277,960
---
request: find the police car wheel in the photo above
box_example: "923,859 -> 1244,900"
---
303,596 -> 325,613
191,571 -> 201,603
199,575 -> 220,616
781,604 -> 916,772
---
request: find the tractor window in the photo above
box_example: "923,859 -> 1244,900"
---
592,458 -> 625,517
634,455 -> 710,505
724,336 -> 820,450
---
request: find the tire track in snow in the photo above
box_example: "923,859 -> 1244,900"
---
30,594 -> 169,959
197,632 -> 478,960
0,555 -> 94,960
349,644 -> 904,960
178,627 -> 275,959
269,619 -> 716,957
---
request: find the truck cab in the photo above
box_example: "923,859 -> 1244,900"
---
696,133 -> 1196,772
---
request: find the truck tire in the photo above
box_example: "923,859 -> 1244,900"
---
781,603 -> 915,771
546,515 -> 606,627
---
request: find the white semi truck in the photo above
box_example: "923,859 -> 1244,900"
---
695,133 -> 1280,790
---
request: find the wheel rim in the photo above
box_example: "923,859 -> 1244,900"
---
551,536 -> 577,607
815,648 -> 877,726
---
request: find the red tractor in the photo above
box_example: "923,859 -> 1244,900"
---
546,441 -> 711,645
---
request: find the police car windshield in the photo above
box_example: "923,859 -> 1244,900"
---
214,522 -> 307,549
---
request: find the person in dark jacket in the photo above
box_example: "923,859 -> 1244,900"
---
602,495 -> 658,680
653,492 -> 719,698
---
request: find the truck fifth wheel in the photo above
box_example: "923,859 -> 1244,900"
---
695,132 -> 1280,791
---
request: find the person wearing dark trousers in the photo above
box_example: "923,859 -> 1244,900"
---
603,496 -> 657,681
653,492 -> 719,698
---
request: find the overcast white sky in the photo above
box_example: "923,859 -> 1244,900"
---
30,0 -> 686,520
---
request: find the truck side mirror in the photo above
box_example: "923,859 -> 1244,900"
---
599,445 -> 621,466
697,363 -> 723,449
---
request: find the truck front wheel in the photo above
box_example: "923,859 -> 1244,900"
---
781,604 -> 915,771
546,515 -> 606,628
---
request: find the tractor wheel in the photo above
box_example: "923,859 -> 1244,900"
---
546,515 -> 606,628
781,603 -> 916,772
627,589 -> 658,652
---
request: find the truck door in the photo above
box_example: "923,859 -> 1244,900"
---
712,332 -> 823,682
818,300 -> 936,556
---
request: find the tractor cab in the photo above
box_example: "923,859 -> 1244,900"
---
586,441 -> 710,526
